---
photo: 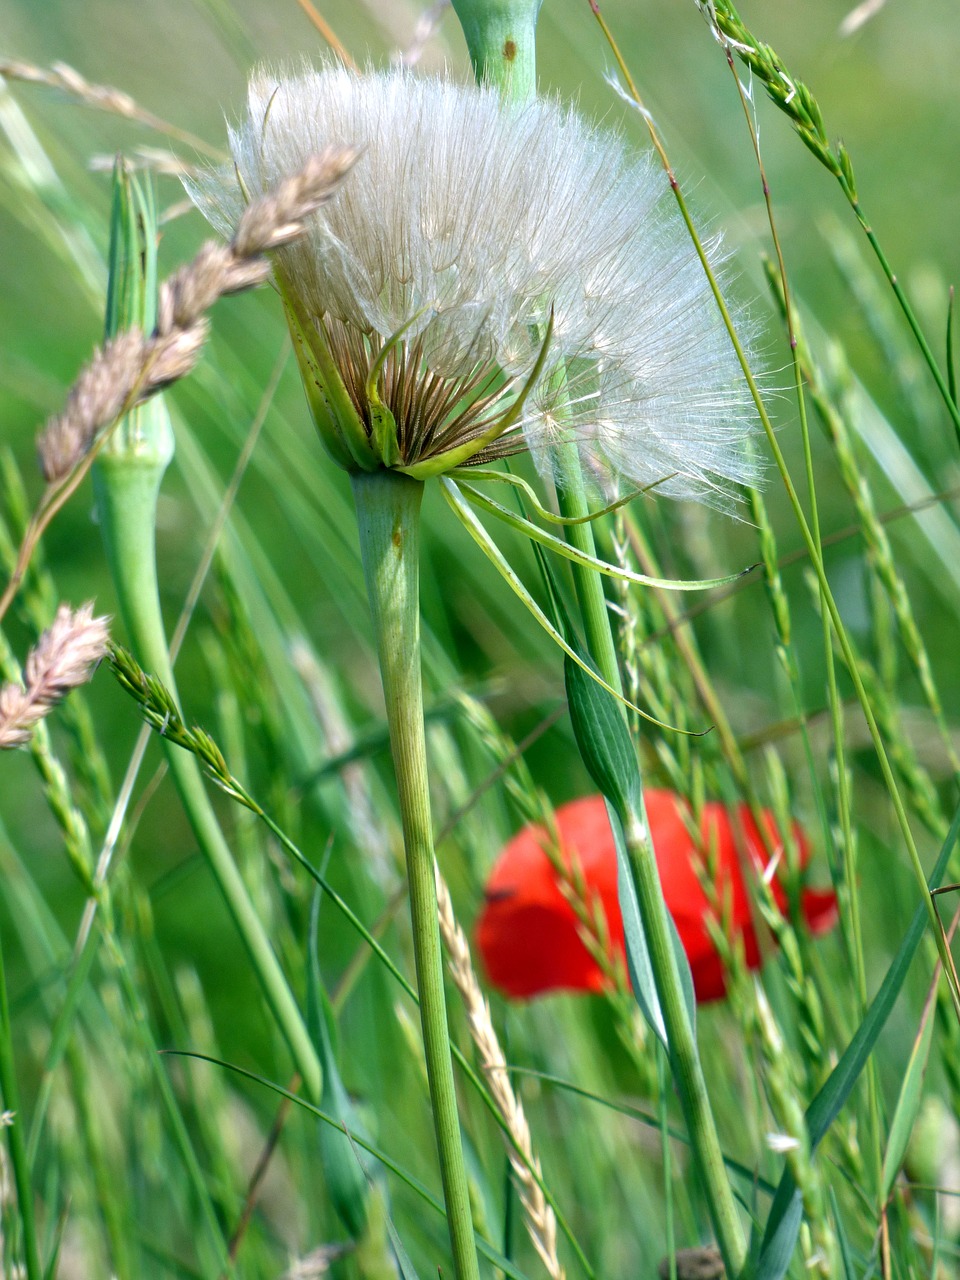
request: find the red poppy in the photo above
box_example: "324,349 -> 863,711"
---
476,792 -> 838,1003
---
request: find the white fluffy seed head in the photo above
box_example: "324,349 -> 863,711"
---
193,66 -> 759,501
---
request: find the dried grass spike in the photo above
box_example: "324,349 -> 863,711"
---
0,603 -> 110,749
231,145 -> 362,257
434,864 -> 565,1280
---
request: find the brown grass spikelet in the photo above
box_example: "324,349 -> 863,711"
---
434,864 -> 565,1280
35,145 -> 359,485
0,603 -> 110,749
231,145 -> 362,256
38,330 -> 145,482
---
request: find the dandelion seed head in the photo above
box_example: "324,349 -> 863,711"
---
193,66 -> 759,499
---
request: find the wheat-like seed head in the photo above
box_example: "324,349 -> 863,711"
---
0,603 -> 110,749
434,863 -> 565,1280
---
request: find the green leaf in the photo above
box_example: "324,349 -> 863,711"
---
563,646 -> 696,1047
458,481 -> 754,592
879,987 -> 936,1206
754,799 -> 960,1280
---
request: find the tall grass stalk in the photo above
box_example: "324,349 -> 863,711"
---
591,5 -> 960,1024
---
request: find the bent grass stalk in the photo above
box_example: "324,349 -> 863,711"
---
107,637 -> 595,1277
95,448 -> 323,1103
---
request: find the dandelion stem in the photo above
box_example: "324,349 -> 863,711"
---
352,469 -> 480,1280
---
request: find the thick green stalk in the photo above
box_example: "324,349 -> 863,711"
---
351,470 -> 480,1280
0,927 -> 42,1280
554,448 -> 747,1275
451,0 -> 542,101
94,452 -> 322,1103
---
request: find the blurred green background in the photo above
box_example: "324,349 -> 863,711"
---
2,0 -> 959,1136
2,2 -> 960,1274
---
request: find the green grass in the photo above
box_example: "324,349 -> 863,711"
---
2,1 -> 960,1277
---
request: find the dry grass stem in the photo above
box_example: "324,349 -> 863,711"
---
397,0 -> 451,67
0,603 -> 109,749
0,57 -> 226,159
36,146 -> 359,484
434,863 -> 565,1280
89,147 -> 200,178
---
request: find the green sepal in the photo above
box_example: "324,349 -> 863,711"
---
278,274 -> 380,473
398,310 -> 553,479
284,299 -> 355,472
100,158 -> 173,468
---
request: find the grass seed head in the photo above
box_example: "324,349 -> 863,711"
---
0,603 -> 110,748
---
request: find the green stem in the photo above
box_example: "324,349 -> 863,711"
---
0,926 -> 42,1280
842,189 -> 960,446
554,446 -> 747,1277
351,470 -> 480,1280
450,0 -> 542,101
93,453 -> 323,1103
622,804 -> 747,1275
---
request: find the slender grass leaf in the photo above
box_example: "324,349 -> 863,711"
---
879,987 -> 936,1206
382,1206 -> 423,1280
564,646 -> 696,1046
507,1066 -> 776,1195
307,889 -> 373,1239
755,799 -> 960,1279
830,1188 -> 857,1280
164,1051 -> 534,1280
458,481 -> 754,591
